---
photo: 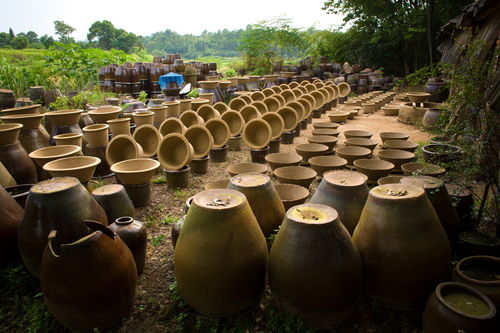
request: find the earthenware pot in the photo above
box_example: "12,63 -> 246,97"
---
0,128 -> 38,184
0,185 -> 24,262
107,118 -> 131,137
345,138 -> 378,151
163,101 -> 180,118
205,179 -> 230,190
226,162 -> 267,177
111,158 -> 160,185
149,105 -> 168,128
250,146 -> 270,164
261,112 -> 285,140
0,123 -> 23,145
276,106 -> 299,132
133,111 -> 154,127
295,143 -> 329,162
383,139 -> 418,152
105,135 -> 143,167
274,166 -> 317,189
205,118 -> 230,148
83,124 -> 110,147
132,125 -> 162,158
423,282 -> 497,333
344,130 -> 373,139
221,110 -> 245,137
335,146 -> 372,165
157,134 -> 194,171
243,118 -> 272,150
273,184 -> 309,210
401,176 -> 459,242
377,175 -> 403,185
407,92 -> 430,103
354,159 -> 395,183
18,177 -> 108,278
0,104 -> 40,116
0,88 -> 16,109
29,144 -> 81,181
378,149 -> 416,171
261,96 -> 280,112
43,156 -> 101,184
53,133 -> 83,147
91,184 -> 134,223
88,106 -> 122,124
122,181 -> 152,208
41,221 -> 136,332
0,114 -> 50,153
179,110 -> 204,128
191,98 -> 210,111
308,156 -> 347,177
379,131 -> 409,142
109,216 -> 147,275
269,203 -> 362,328
175,189 -> 268,317
352,184 -> 451,309
422,144 -> 462,164
446,183 -> 474,230
184,125 -> 213,159
228,135 -> 242,151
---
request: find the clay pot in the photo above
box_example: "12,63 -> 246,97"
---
83,124 -> 110,147
382,105 -> 399,116
184,125 -> 214,159
401,162 -> 446,176
204,179 -> 230,190
158,133 -> 194,171
0,114 -> 50,153
88,106 -> 121,124
423,108 -> 442,129
205,118 -> 230,148
400,175 -> 460,242
327,111 -> 349,123
243,118 -> 272,149
148,105 -> 168,128
228,97 -> 247,111
379,131 -> 409,142
313,122 -> 339,130
422,144 -> 462,164
407,92 -> 430,103
226,162 -> 267,177
0,161 -> 16,187
18,177 -> 108,278
383,139 -> 418,152
213,102 -> 229,114
307,136 -> 338,152
269,203 -> 362,328
0,138 -> 38,184
353,159 -> 395,183
295,143 -> 329,161
29,144 -> 82,175
43,156 -> 100,184
92,184 -> 135,223
228,173 -> 285,236
174,189 -> 268,317
159,118 -> 186,137
458,232 -> 500,258
107,118 -> 131,137
345,138 -> 378,151
250,91 -> 265,102
133,111 -> 154,127
274,166 -> 317,188
273,184 -> 309,210
109,216 -> 147,275
262,96 -> 280,112
199,93 -> 214,105
265,152 -> 302,171
0,185 -> 23,262
308,156 -> 347,177
196,104 -> 220,122
132,124 -> 162,158
377,175 -> 403,185
53,133 -> 83,147
41,221 -> 136,332
179,99 -> 192,114
344,130 -> 373,139
261,112 -> 284,140
353,183 -> 451,309
0,123 -> 23,145
310,170 -> 368,234
111,158 -> 160,185
105,135 -> 143,166
335,146 -> 371,165
191,98 -> 210,111
164,101 -> 180,118
378,149 -> 415,171
221,110 -> 245,137
423,282 -> 497,333
1,104 -> 40,116
276,106 -> 298,132
189,156 -> 209,174
311,128 -> 340,137
0,88 -> 16,109
239,105 -> 260,123
179,110 -> 204,127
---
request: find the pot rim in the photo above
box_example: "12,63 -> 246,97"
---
110,157 -> 160,174
43,156 -> 101,172
455,255 -> 500,286
286,203 -> 338,225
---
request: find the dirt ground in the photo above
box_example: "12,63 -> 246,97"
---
115,108 -> 432,333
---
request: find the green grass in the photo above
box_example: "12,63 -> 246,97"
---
0,48 -> 45,68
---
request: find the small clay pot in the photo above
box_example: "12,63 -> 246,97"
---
159,118 -> 186,136
280,131 -> 295,144
273,184 -> 309,210
345,138 -> 378,151
109,216 -> 147,275
262,96 -> 280,112
191,98 -> 210,111
228,97 -> 247,111
179,99 -> 192,114
165,165 -> 190,188
335,146 -> 372,165
313,122 -> 339,130
227,162 -> 267,177
307,135 -> 338,152
105,135 -> 143,167
384,139 -> 418,152
378,149 -> 416,171
0,123 -> 23,145
295,143 -> 329,162
158,133 -> 194,171
111,158 -> 160,185
311,128 -> 340,137
29,145 -> 82,171
199,93 -> 214,105
189,155 -> 209,174
53,133 -> 83,147
132,124 -> 162,158
353,159 -> 395,183
250,146 -> 270,164
213,102 -> 229,114
401,162 -> 446,177
422,144 -> 462,164
239,105 -> 260,123
133,111 -> 154,127
379,131 -> 409,142
83,124 -> 110,147
344,130 -> 373,139
308,156 -> 347,177
148,105 -> 168,128
221,110 -> 245,137
123,182 -> 152,207
205,118 -> 230,148
210,145 -> 228,163
196,104 -> 220,122
407,92 -> 430,103
377,175 -> 403,185
92,184 -> 135,223
276,106 -> 299,132
184,125 -> 214,159
327,111 -> 349,123
88,106 -> 121,124
261,112 -> 285,140
204,179 -> 229,190
243,118 -> 272,150
250,91 -> 265,101
43,156 -> 100,184
251,101 -> 268,115
265,152 -> 302,171
179,110 -> 205,127
274,166 -> 317,188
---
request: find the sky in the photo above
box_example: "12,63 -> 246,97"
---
0,0 -> 345,40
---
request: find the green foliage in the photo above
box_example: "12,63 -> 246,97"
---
152,175 -> 167,184
10,36 -> 29,50
0,54 -> 51,96
151,234 -> 166,247
398,64 -> 443,86
49,90 -> 115,110
54,20 -> 75,44
87,20 -> 143,53
161,216 -> 177,225
138,90 -> 148,103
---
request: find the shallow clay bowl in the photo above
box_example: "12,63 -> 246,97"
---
274,166 -> 317,188
29,145 -> 82,167
308,155 -> 347,177
307,135 -> 338,152
110,158 -> 160,185
227,162 -> 267,177
274,184 -> 310,211
378,149 -> 416,170
265,152 -> 302,171
88,106 -> 121,123
382,106 -> 399,116
295,143 -> 329,161
353,159 -> 395,183
43,156 -> 100,183
327,111 -> 349,123
379,131 -> 409,142
401,162 -> 446,177
311,128 -> 340,137
377,175 -> 403,185
204,179 -> 230,190
335,146 -> 372,165
345,138 -> 378,151
344,130 -> 373,139
407,92 -> 430,103
312,122 -> 339,130
383,139 -> 418,152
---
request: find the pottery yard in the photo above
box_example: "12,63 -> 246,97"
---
1,0 -> 499,332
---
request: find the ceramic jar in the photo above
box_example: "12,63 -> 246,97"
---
310,170 -> 369,234
0,113 -> 50,153
227,173 -> 285,236
44,109 -> 83,145
91,184 -> 135,223
353,184 -> 451,309
0,123 -> 37,184
268,203 -> 362,328
18,177 -> 108,278
175,189 -> 268,317
0,185 -> 24,263
149,105 -> 168,128
423,282 -> 497,333
109,216 -> 147,275
41,220 -> 137,332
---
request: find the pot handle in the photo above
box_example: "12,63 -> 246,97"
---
47,230 -> 60,258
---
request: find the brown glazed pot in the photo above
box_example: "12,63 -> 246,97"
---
227,172 -> 285,236
401,175 -> 459,243
0,185 -> 24,262
423,282 -> 497,333
41,221 -> 137,332
0,141 -> 37,185
353,184 -> 451,310
91,184 -> 135,223
109,216 -> 147,275
310,170 -> 369,234
268,203 -> 362,328
0,113 -> 50,153
174,189 -> 268,317
18,177 -> 108,278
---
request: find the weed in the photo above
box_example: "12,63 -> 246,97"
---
161,216 -> 177,225
174,189 -> 187,198
144,215 -> 156,227
151,234 -> 165,247
152,175 -> 167,184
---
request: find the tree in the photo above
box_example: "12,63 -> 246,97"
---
8,28 -> 14,39
10,35 -> 29,49
88,20 -> 116,49
26,31 -> 39,44
40,34 -> 55,48
54,20 -> 75,44
0,32 -> 11,47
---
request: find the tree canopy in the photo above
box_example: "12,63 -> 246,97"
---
54,20 -> 75,44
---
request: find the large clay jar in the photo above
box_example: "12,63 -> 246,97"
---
41,220 -> 137,332
451,256 -> 500,309
44,109 -> 83,145
0,113 -> 50,153
227,173 -> 285,236
18,177 -> 108,278
91,184 -> 135,223
0,185 -> 24,263
401,175 -> 459,243
310,170 -> 369,234
109,216 -> 147,275
423,282 -> 497,333
175,189 -> 268,317
268,203 -> 362,328
353,184 -> 451,309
